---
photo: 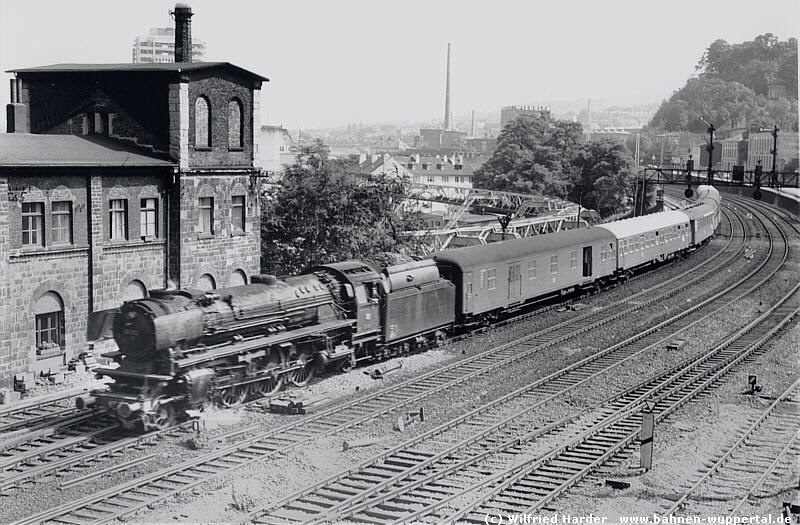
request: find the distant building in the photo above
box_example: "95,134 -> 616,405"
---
586,127 -> 632,142
747,130 -> 799,171
132,26 -> 206,63
767,82 -> 787,100
500,105 -> 550,129
418,129 -> 467,149
464,137 -> 497,153
719,137 -> 746,171
257,125 -> 293,174
369,136 -> 410,153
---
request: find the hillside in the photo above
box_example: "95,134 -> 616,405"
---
647,33 -> 798,133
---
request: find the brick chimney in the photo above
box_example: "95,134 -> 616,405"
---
173,3 -> 194,63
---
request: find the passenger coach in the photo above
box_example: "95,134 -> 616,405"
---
596,211 -> 691,272
430,228 -> 617,322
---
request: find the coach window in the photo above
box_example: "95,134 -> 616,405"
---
22,202 -> 45,246
109,199 -> 128,241
35,292 -> 65,357
487,268 -> 497,291
550,255 -> 558,274
528,260 -> 536,279
570,250 -> 577,269
52,201 -> 73,245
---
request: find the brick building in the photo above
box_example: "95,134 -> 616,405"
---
0,5 -> 267,388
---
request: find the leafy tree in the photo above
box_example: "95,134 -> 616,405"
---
650,34 -> 798,133
260,140 -> 424,275
474,116 -> 582,197
696,34 -> 798,98
570,141 -> 636,216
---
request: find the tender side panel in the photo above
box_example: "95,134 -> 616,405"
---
382,280 -> 455,343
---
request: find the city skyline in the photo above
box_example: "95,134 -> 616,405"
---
1,0 -> 798,129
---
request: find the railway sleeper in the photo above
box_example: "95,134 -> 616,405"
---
505,485 -> 551,498
316,485 -> 359,497
295,495 -> 337,509
361,507 -> 404,522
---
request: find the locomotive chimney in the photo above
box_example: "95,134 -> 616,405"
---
173,3 -> 193,63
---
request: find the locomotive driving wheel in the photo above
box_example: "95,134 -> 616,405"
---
249,374 -> 284,397
217,385 -> 247,407
288,357 -> 316,387
147,400 -> 176,431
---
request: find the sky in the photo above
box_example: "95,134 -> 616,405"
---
1,0 -> 798,129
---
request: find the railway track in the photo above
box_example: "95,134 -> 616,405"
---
666,375 -> 800,518
8,198 -> 773,524
0,388 -> 99,435
366,288 -> 798,525
244,200 -> 792,524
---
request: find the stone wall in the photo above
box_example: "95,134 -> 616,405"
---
187,71 -> 254,168
175,173 -> 260,289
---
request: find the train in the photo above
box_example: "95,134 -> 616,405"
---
81,185 -> 721,431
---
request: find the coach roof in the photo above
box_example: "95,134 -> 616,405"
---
596,210 -> 688,239
429,227 -> 616,270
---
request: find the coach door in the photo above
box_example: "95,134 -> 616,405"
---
582,246 -> 593,277
508,263 -> 522,300
464,272 -> 473,312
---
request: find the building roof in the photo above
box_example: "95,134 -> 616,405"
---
7,62 -> 268,82
0,134 -> 176,167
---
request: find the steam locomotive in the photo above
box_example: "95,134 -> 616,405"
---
83,186 -> 720,431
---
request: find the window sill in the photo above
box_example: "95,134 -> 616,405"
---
102,239 -> 165,252
36,347 -> 64,360
9,244 -> 89,261
227,147 -> 244,152
198,233 -> 215,240
231,230 -> 246,237
194,146 -> 212,152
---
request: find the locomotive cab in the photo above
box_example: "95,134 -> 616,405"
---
307,261 -> 382,347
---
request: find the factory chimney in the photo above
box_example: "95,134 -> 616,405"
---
173,3 -> 194,63
444,43 -> 452,131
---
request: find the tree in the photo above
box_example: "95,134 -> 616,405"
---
570,141 -> 636,217
474,116 -> 582,197
260,140 -> 424,275
650,35 -> 798,134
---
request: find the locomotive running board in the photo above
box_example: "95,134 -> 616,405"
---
175,319 -> 356,369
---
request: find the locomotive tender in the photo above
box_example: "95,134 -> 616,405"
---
84,186 -> 720,430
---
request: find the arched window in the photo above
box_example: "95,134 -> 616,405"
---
230,269 -> 247,287
35,291 -> 65,351
195,96 -> 211,148
197,273 -> 216,291
228,99 -> 243,148
122,280 -> 148,301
